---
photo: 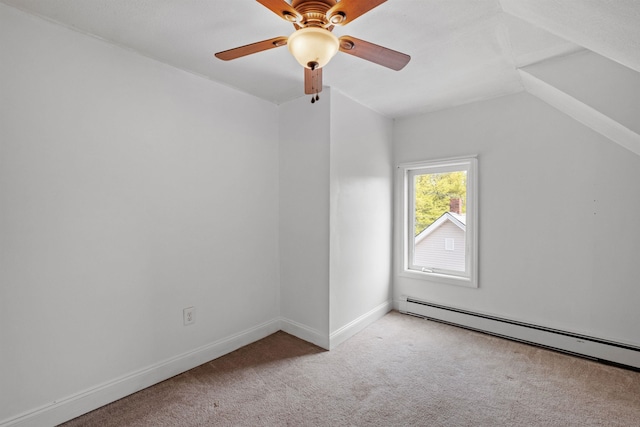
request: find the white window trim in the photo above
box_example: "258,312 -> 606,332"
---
397,156 -> 478,288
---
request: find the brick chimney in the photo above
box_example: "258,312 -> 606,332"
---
449,198 -> 462,214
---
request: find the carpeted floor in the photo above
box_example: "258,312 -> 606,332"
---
61,311 -> 640,426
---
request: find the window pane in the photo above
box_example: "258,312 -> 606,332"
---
412,170 -> 467,272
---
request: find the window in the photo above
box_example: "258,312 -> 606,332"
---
445,238 -> 455,251
399,157 -> 477,287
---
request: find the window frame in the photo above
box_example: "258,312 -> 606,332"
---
398,156 -> 478,288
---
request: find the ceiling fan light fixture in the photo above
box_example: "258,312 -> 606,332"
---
287,27 -> 339,69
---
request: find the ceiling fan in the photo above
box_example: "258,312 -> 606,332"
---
215,0 -> 410,103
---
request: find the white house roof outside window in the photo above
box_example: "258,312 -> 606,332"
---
413,198 -> 467,273
414,212 -> 466,245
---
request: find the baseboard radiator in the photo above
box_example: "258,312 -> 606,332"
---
399,297 -> 640,370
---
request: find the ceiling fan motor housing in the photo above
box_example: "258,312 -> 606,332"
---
291,0 -> 338,28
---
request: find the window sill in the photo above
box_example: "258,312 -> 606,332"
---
399,268 -> 478,288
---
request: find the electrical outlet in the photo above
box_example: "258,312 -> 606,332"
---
183,307 -> 195,326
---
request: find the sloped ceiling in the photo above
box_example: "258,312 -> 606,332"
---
1,0 -> 638,130
502,0 -> 640,155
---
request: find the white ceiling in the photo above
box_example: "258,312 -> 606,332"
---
2,0 -> 639,118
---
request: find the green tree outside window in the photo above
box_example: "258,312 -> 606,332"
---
414,171 -> 467,235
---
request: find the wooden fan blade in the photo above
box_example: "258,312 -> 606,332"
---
256,0 -> 302,23
304,67 -> 323,95
215,37 -> 288,61
326,0 -> 386,25
338,36 -> 410,70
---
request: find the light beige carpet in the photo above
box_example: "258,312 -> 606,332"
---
61,311 -> 640,426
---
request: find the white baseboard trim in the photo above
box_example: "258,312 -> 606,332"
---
329,301 -> 392,349
279,317 -> 329,350
1,319 -> 281,427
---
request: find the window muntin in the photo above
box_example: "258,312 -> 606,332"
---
399,157 -> 477,287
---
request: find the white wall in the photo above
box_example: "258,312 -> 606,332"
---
278,89 -> 395,350
394,92 -> 640,346
0,4 -> 280,425
278,93 -> 331,348
329,91 -> 393,347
